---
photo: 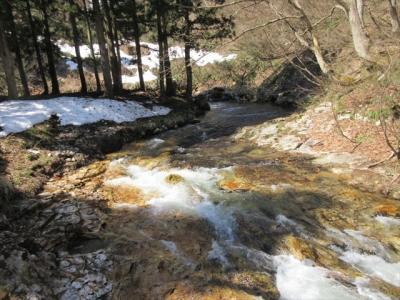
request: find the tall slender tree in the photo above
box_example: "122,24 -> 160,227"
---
131,0 -> 145,91
4,1 -> 30,96
40,0 -> 60,94
26,0 -> 49,95
82,0 -> 101,93
161,12 -> 175,96
101,0 -> 122,93
68,0 -> 87,93
92,0 -> 114,97
155,2 -> 166,97
0,17 -> 18,98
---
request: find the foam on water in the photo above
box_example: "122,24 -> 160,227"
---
208,240 -> 230,267
274,255 -> 359,300
106,163 -> 237,242
161,240 -> 193,266
375,216 -> 400,227
354,278 -> 392,300
340,251 -> 400,287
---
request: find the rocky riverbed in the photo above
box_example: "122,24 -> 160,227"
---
1,102 -> 399,299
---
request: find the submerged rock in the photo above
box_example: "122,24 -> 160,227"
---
165,174 -> 185,185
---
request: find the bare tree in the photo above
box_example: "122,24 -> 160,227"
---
285,0 -> 331,74
336,0 -> 370,60
388,0 -> 400,33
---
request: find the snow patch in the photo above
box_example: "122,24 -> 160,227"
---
0,97 -> 170,137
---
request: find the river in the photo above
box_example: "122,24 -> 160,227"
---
51,102 -> 400,299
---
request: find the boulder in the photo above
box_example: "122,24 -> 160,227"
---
257,50 -> 321,106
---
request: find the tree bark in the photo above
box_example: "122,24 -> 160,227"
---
83,0 -> 101,93
348,0 -> 370,59
388,0 -> 400,33
356,0 -> 365,27
27,0 -> 48,95
101,0 -> 122,93
183,7 -> 192,100
69,0 -> 87,94
92,0 -> 113,97
161,14 -> 174,96
40,0 -> 60,95
132,0 -> 145,91
5,1 -> 30,96
0,19 -> 18,98
156,6 -> 165,97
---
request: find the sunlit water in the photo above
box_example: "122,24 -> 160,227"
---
99,103 -> 400,299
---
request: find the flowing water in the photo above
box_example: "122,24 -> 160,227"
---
71,103 -> 400,299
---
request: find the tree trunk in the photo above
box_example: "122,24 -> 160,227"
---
356,0 -> 365,27
41,0 -> 60,95
27,0 -> 48,94
156,7 -> 165,98
69,0 -> 87,94
5,1 -> 30,96
388,0 -> 400,33
161,14 -> 174,96
101,0 -> 122,94
112,7 -> 123,90
288,0 -> 330,74
348,0 -> 370,60
184,7 -> 192,100
0,19 -> 18,99
83,0 -> 101,93
132,0 -> 145,91
92,0 -> 113,97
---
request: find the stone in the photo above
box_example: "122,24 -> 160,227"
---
218,178 -> 252,192
283,235 -> 317,261
165,174 -> 185,185
313,152 -> 368,166
374,203 -> 400,217
275,135 -> 303,151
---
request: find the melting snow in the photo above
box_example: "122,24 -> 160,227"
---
0,97 -> 171,137
57,40 -> 236,86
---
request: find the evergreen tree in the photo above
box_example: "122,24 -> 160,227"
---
174,0 -> 234,99
40,0 -> 60,95
68,0 -> 87,93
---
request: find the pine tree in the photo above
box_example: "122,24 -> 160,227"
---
4,1 -> 30,96
40,0 -> 60,95
174,0 -> 234,99
26,0 -> 49,95
131,0 -> 145,91
0,16 -> 18,98
68,0 -> 87,94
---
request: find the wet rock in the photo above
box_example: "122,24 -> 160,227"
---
165,174 -> 185,185
374,203 -> 400,217
283,235 -> 317,261
218,178 -> 252,192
